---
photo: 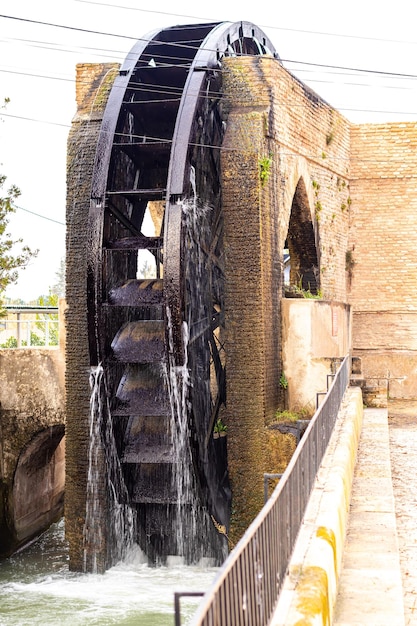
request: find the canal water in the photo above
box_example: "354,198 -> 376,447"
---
0,519 -> 218,625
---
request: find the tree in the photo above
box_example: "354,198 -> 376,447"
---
0,174 -> 37,303
0,99 -> 37,306
50,256 -> 65,298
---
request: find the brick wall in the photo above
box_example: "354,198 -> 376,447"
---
221,56 -> 352,542
349,123 -> 417,401
66,54 -> 417,556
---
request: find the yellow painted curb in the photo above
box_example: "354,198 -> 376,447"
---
271,387 -> 363,625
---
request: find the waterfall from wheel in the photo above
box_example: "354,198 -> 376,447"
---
84,197 -> 228,568
80,21 -> 276,572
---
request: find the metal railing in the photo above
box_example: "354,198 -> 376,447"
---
0,307 -> 59,348
191,355 -> 350,626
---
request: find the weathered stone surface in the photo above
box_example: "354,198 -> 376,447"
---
221,55 -> 351,545
64,51 -> 417,561
0,329 -> 65,557
65,63 -> 119,570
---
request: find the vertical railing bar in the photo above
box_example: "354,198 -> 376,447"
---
264,512 -> 273,619
235,551 -> 243,624
246,542 -> 254,625
241,550 -> 248,625
190,355 -> 350,626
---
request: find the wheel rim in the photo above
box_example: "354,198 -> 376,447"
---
87,21 -> 276,562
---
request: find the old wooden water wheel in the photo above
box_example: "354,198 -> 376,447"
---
87,21 -> 276,563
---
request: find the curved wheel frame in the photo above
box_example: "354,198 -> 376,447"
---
87,21 -> 277,561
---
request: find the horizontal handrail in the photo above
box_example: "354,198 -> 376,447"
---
191,355 -> 350,626
0,309 -> 59,349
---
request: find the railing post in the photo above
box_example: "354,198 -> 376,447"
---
45,319 -> 49,346
174,592 -> 204,626
263,473 -> 283,503
17,312 -> 21,348
190,355 -> 350,626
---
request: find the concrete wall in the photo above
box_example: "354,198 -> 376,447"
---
0,300 -> 66,556
282,300 -> 351,412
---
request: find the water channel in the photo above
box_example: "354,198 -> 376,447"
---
0,519 -> 218,625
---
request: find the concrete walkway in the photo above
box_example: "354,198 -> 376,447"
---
334,408 -> 405,625
271,395 -> 406,625
388,404 -> 417,626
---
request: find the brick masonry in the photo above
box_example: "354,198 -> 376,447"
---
221,56 -> 352,541
65,62 -> 119,570
66,53 -> 417,559
349,123 -> 417,401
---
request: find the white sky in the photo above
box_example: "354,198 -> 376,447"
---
0,0 -> 416,301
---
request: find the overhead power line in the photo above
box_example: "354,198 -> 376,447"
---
73,0 -> 417,47
15,205 -> 65,226
1,13 -> 417,81
1,111 -> 70,128
0,13 -> 138,42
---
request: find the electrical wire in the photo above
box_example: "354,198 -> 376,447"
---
72,0 -> 417,47
0,13 -> 416,129
2,12 -> 417,81
14,205 -> 65,226
1,111 -> 70,128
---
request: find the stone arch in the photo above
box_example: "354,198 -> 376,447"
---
13,424 -> 65,545
286,178 -> 320,293
282,160 -> 320,294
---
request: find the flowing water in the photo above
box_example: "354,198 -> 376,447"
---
0,519 -> 218,625
84,364 -> 136,572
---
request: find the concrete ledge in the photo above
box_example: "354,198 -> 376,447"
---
271,387 -> 363,625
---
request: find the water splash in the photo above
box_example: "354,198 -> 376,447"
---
161,165 -> 228,564
165,311 -> 197,559
83,364 -> 136,572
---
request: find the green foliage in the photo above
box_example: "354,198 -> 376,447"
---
35,294 -> 58,346
274,410 -> 300,423
279,372 -> 288,389
0,335 -> 17,348
286,277 -> 322,300
50,257 -> 65,297
0,100 -> 38,308
0,174 -> 37,297
315,200 -> 323,221
259,154 -> 272,186
274,404 -> 314,423
213,418 -> 227,433
0,331 -> 44,348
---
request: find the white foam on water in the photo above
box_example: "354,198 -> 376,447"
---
0,522 -> 218,626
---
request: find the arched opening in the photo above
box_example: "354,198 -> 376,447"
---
13,424 -> 65,545
284,178 -> 320,295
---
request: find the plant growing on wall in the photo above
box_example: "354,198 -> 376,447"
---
213,417 -> 227,436
259,154 -> 272,186
279,372 -> 288,389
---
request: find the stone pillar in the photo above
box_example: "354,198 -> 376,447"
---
221,57 -> 281,545
65,63 -> 119,570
